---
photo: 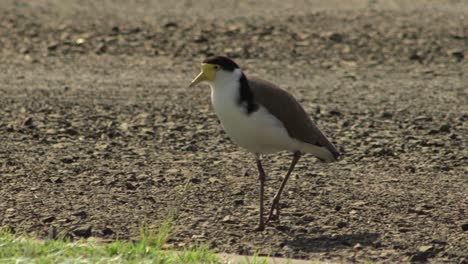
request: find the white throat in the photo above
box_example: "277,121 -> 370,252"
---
209,68 -> 243,109
209,68 -> 242,91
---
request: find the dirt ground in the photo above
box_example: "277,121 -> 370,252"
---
0,0 -> 467,263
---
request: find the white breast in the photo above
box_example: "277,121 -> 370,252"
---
209,71 -> 298,154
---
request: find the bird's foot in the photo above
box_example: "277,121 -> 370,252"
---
266,199 -> 281,223
253,223 -> 265,231
267,210 -> 279,222
268,214 -> 279,222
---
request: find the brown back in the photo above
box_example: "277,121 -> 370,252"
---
248,76 -> 339,159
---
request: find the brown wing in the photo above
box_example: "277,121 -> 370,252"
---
248,76 -> 339,159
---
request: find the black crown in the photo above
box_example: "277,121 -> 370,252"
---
203,56 -> 239,71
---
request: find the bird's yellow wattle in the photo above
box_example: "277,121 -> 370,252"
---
189,63 -> 216,87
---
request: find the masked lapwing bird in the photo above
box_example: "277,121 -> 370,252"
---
189,56 -> 339,231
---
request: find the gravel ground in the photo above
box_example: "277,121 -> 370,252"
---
0,0 -> 467,263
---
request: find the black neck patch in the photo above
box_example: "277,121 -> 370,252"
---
239,74 -> 258,114
203,56 -> 239,71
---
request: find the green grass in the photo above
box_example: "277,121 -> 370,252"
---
0,225 -> 219,264
0,226 -> 282,264
243,253 -> 270,264
0,175 -> 224,263
0,175 -> 277,264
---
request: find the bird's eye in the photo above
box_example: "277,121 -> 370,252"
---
214,65 -> 220,71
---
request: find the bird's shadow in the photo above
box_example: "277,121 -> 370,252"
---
287,232 -> 380,253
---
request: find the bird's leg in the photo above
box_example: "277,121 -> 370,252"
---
267,151 -> 301,223
254,155 -> 266,231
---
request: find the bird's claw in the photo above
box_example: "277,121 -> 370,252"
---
266,200 -> 281,223
268,212 -> 279,222
253,223 -> 265,231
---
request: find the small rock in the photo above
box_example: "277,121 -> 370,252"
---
410,51 -> 425,62
399,228 -> 411,233
461,223 -> 468,231
329,109 -> 342,116
431,239 -> 447,245
191,234 -> 206,240
47,42 -> 59,51
140,128 -> 155,135
329,33 -> 343,42
450,34 -> 466,40
102,227 -> 114,236
381,111 -> 393,118
110,26 -> 120,35
190,178 -> 201,184
414,116 -> 433,122
49,177 -> 63,184
450,133 -> 460,140
439,124 -> 451,133
409,252 -> 428,262
119,122 -> 129,132
275,225 -> 290,232
372,147 -> 394,156
295,40 -> 310,47
95,43 -> 107,54
315,105 -> 321,114
72,211 -> 88,219
72,225 -> 92,238
23,117 -> 34,128
193,35 -> 208,43
75,38 -> 86,45
45,129 -> 57,135
353,243 -> 363,250
164,22 -> 178,29
301,214 -> 315,222
5,208 -> 15,217
233,199 -> 244,206
24,55 -> 39,63
145,196 -> 156,203
337,221 -> 348,228
448,49 -> 464,62
20,47 -> 30,54
321,32 -> 343,42
42,216 -> 56,223
351,201 -> 367,207
6,124 -> 14,132
125,182 -> 137,190
405,166 -> 416,173
208,177 -> 222,184
409,245 -> 436,262
166,168 -> 179,174
60,156 -> 74,164
63,128 -> 79,136
418,245 -> 434,253
222,215 -> 238,224
408,207 -> 428,215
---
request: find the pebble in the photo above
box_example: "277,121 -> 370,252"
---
461,223 -> 468,231
102,227 -> 114,236
337,221 -> 348,228
72,225 -> 92,238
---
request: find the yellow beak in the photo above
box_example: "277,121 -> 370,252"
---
189,63 -> 216,87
